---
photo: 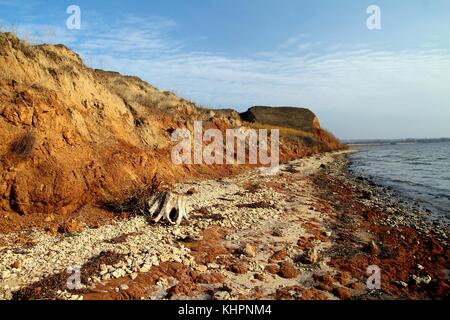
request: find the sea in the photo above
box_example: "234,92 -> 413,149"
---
348,141 -> 450,225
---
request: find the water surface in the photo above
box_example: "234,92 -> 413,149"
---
349,141 -> 450,225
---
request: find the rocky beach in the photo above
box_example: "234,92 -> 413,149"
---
1,150 -> 448,300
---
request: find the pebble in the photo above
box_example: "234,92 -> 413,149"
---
130,273 -> 138,280
119,284 -> 129,291
207,263 -> 220,269
139,264 -> 152,273
112,269 -> 126,278
243,244 -> 257,258
396,281 -> 408,288
196,265 -> 208,273
214,291 -> 231,300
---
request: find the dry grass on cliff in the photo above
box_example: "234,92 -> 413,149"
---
247,122 -> 315,138
10,130 -> 36,159
245,122 -> 346,152
99,175 -> 164,215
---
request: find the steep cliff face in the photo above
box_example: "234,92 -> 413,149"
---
0,32 -> 219,218
0,32 -> 344,224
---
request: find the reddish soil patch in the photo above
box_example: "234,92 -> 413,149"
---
13,251 -> 125,300
278,261 -> 299,279
227,261 -> 249,275
333,286 -> 352,300
265,264 -> 280,274
269,248 -> 287,262
104,232 -> 141,244
311,170 -> 450,300
83,261 -> 229,300
183,226 -> 230,265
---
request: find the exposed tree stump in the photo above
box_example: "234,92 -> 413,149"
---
145,191 -> 189,225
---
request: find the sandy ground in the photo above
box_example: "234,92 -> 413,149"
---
0,150 -> 448,300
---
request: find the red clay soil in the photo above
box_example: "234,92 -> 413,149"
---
81,227 -> 234,300
183,226 -> 231,265
13,251 -> 126,300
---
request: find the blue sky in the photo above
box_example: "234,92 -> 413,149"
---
1,0 -> 449,139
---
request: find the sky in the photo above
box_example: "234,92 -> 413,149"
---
1,0 -> 449,139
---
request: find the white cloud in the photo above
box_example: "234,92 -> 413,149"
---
5,16 -> 450,139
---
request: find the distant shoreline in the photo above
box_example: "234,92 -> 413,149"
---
344,138 -> 450,147
348,142 -> 417,147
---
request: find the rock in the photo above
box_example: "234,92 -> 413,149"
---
214,291 -> 231,300
360,190 -> 372,200
336,272 -> 352,286
297,247 -> 320,264
412,274 -> 432,286
270,249 -> 287,262
313,273 -> 335,291
207,263 -> 220,269
44,214 -> 55,222
243,244 -> 257,258
157,278 -> 169,286
228,262 -> 248,274
396,281 -> 408,288
119,284 -> 129,291
195,272 -> 225,284
332,287 -> 352,300
130,273 -> 138,280
46,224 -> 59,236
278,261 -> 299,279
139,264 -> 152,273
1,271 -> 11,279
254,273 -> 265,282
417,264 -> 424,270
272,228 -> 284,237
112,269 -> 126,279
364,241 -> 379,255
11,260 -> 21,269
196,265 -> 208,273
186,187 -> 197,195
349,282 -> 366,292
60,219 -> 83,234
422,275 -> 433,284
265,264 -> 280,274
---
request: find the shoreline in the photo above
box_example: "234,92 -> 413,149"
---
347,146 -> 450,229
0,151 -> 448,300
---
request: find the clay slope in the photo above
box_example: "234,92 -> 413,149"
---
0,32 -> 345,225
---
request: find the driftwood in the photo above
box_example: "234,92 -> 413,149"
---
145,191 -> 189,225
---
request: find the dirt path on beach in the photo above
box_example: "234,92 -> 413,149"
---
1,151 -> 448,300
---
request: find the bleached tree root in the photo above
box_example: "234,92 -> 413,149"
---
145,191 -> 189,225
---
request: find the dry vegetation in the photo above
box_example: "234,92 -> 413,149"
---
99,175 -> 164,215
10,130 -> 36,159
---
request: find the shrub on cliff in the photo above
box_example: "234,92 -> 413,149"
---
11,130 -> 36,159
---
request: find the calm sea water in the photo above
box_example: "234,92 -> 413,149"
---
349,141 -> 450,224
